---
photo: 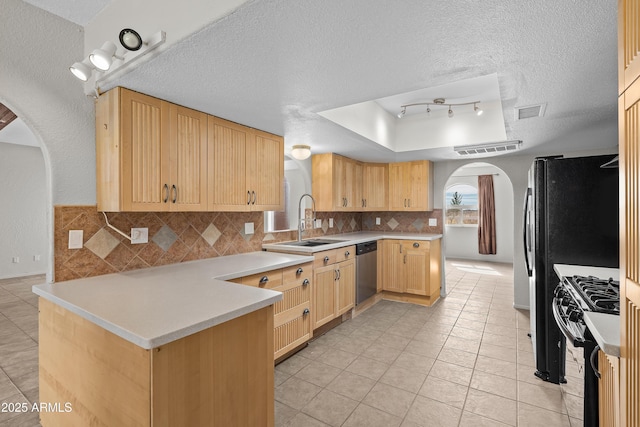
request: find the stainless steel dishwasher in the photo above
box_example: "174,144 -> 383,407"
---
355,241 -> 377,305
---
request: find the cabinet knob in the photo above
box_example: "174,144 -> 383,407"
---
296,267 -> 303,275
302,278 -> 310,286
259,276 -> 269,285
303,308 -> 310,316
324,256 -> 330,263
345,250 -> 350,257
413,242 -> 420,248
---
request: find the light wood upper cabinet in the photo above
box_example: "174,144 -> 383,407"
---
619,0 -> 640,94
362,162 -> 388,211
207,116 -> 284,211
388,160 -> 433,211
312,153 -> 363,211
96,87 -> 207,212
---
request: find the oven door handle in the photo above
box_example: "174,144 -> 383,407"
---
590,345 -> 601,380
551,298 -> 584,346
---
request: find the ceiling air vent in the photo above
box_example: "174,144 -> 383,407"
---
515,103 -> 546,120
453,140 -> 522,156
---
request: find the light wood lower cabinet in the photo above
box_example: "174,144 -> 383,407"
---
598,350 -> 620,427
312,246 -> 356,329
38,298 -> 274,427
231,262 -> 313,358
380,239 -> 441,306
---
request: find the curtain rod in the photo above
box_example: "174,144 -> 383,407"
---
450,173 -> 500,178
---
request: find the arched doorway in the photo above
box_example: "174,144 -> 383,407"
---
441,162 -> 515,294
0,102 -> 51,281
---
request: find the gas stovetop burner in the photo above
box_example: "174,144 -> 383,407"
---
567,275 -> 620,315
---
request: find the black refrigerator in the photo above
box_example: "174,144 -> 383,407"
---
523,155 -> 619,384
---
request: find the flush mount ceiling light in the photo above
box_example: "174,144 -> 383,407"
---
89,41 -> 119,71
398,98 -> 481,119
119,28 -> 143,51
290,144 -> 311,160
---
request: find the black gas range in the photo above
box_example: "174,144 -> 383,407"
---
552,274 -> 620,427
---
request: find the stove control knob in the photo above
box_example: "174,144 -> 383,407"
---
568,310 -> 583,322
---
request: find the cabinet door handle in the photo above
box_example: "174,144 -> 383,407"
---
364,199 -> 367,207
408,199 -> 411,208
399,244 -> 403,253
334,269 -> 339,280
163,184 -> 169,203
337,269 -> 341,280
252,191 -> 257,205
324,256 -> 330,264
303,308 -> 310,316
302,278 -> 310,286
404,254 -> 406,264
247,191 -> 251,205
404,198 -> 407,207
296,267 -> 304,275
259,276 -> 269,285
171,185 -> 177,203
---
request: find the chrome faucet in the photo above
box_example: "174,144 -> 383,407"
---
298,193 -> 316,241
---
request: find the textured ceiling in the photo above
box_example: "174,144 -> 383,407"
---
20,0 -> 111,25
30,0 -> 619,162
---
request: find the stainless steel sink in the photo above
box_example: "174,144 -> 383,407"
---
278,239 -> 346,247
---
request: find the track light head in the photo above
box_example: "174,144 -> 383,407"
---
89,41 -> 118,71
448,107 -> 454,118
474,103 -> 483,116
397,107 -> 406,119
119,28 -> 143,51
69,58 -> 94,81
426,106 -> 431,115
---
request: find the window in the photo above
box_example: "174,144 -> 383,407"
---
445,184 -> 479,225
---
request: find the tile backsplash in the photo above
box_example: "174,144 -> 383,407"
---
53,206 -> 440,281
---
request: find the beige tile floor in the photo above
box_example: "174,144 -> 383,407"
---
0,260 -> 585,426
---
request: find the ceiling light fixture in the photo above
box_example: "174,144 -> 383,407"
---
290,144 -> 311,160
69,58 -> 95,82
89,41 -> 119,71
398,98 -> 481,119
119,28 -> 143,51
69,30 -> 166,95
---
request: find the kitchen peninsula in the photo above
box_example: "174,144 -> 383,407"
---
32,251 -> 313,427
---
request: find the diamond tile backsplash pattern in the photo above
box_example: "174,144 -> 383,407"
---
54,206 -> 441,282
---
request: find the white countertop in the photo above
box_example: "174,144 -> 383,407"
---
553,264 -> 620,357
262,231 -> 443,254
583,312 -> 620,357
33,252 -> 314,349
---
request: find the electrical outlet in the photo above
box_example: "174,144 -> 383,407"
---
376,217 -> 381,225
428,218 -> 438,227
315,219 -> 322,228
12,257 -> 19,263
33,255 -> 40,261
131,228 -> 148,244
245,222 -> 254,235
68,230 -> 83,249
329,218 -> 334,228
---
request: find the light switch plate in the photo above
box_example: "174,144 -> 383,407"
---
329,218 -> 334,228
245,222 -> 254,235
429,218 -> 437,227
376,217 -> 381,225
131,228 -> 148,244
68,230 -> 83,249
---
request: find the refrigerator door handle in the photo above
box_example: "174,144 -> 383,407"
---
523,187 -> 533,277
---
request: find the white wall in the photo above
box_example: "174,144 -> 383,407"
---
0,143 -> 48,278
444,163 -> 513,263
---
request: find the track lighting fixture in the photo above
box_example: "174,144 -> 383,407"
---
397,98 -> 482,119
69,30 -> 166,88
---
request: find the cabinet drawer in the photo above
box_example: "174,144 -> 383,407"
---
239,269 -> 283,288
336,245 -> 356,262
283,263 -> 313,284
274,311 -> 312,359
272,280 -> 312,317
314,249 -> 338,268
